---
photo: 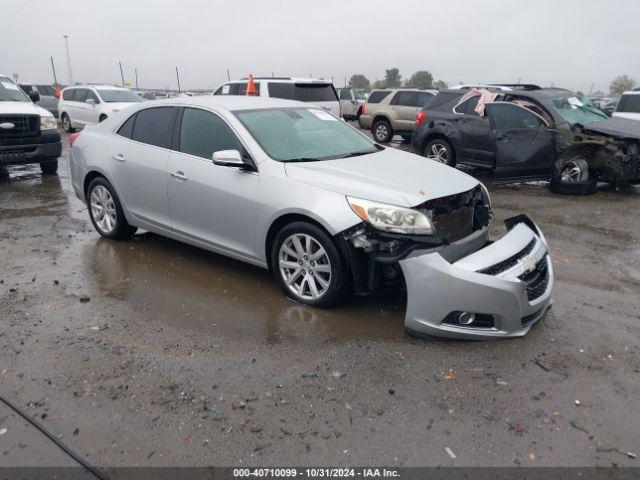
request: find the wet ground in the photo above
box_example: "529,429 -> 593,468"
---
1,131 -> 639,467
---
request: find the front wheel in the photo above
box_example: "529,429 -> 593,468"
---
424,138 -> 455,166
550,157 -> 596,195
271,222 -> 348,308
61,113 -> 75,133
87,177 -> 137,240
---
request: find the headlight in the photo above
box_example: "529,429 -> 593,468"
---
347,196 -> 433,235
40,115 -> 57,130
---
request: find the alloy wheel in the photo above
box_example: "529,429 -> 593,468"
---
426,143 -> 449,164
90,185 -> 117,234
279,233 -> 332,301
63,115 -> 71,131
375,124 -> 389,141
560,161 -> 587,183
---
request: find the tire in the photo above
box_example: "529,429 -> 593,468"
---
271,222 -> 349,308
372,118 -> 393,143
99,114 -> 108,123
550,157 -> 597,196
424,138 -> 455,166
86,177 -> 137,240
40,160 -> 59,175
61,113 -> 75,133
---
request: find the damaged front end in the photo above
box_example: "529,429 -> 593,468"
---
338,185 -> 553,340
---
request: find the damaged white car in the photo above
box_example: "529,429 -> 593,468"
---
70,96 -> 553,340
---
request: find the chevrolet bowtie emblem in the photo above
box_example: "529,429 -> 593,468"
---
0,122 -> 16,130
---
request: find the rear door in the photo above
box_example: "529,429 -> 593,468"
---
389,91 -> 419,131
484,102 -> 556,180
454,96 -> 493,166
167,107 -> 259,258
108,106 -> 177,229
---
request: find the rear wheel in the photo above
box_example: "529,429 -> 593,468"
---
271,222 -> 348,308
550,157 -> 596,195
372,118 -> 393,143
424,138 -> 455,166
40,160 -> 59,175
61,113 -> 75,133
87,177 -> 137,240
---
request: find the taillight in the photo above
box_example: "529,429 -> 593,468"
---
416,111 -> 426,126
69,133 -> 79,147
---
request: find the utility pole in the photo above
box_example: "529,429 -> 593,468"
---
135,68 -> 139,89
63,35 -> 74,85
119,61 -> 125,87
226,69 -> 230,81
50,57 -> 58,86
176,67 -> 181,93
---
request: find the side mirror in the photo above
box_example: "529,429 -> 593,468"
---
86,98 -> 96,106
212,150 -> 245,168
28,90 -> 40,103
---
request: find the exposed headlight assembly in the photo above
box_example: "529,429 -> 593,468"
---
347,196 -> 433,235
40,115 -> 58,130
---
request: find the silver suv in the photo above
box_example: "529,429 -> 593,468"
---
358,88 -> 436,143
70,96 -> 553,340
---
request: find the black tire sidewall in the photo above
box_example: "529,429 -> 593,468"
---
270,222 -> 347,308
550,157 -> 596,195
40,160 -> 58,175
87,177 -> 136,240
424,138 -> 455,166
62,114 -> 75,133
372,119 -> 393,143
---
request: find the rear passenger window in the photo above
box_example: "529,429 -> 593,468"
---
73,89 -> 87,102
116,114 -> 136,139
131,107 -> 176,148
62,89 -> 75,100
391,91 -> 417,106
179,108 -> 242,159
454,96 -> 480,115
367,91 -> 391,103
215,83 -> 260,95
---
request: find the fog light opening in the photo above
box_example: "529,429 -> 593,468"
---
458,312 -> 475,325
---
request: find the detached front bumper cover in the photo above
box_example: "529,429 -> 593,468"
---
399,215 -> 553,340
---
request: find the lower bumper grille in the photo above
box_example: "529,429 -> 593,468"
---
519,256 -> 550,301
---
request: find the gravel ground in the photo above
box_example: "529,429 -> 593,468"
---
1,130 -> 639,468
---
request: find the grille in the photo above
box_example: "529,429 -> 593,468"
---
478,238 -> 536,276
0,115 -> 39,138
518,256 -> 550,301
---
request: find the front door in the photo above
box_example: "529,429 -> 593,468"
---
484,102 -> 556,181
167,107 -> 259,259
455,96 -> 494,166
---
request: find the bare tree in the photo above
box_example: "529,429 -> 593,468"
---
610,75 -> 637,96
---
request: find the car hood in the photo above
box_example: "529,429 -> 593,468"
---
582,117 -> 640,140
0,101 -> 51,117
284,147 -> 480,207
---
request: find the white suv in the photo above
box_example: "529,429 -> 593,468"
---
58,85 -> 143,132
213,77 -> 340,117
613,90 -> 640,121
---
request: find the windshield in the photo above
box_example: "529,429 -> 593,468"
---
616,94 -> 640,113
268,83 -> 338,102
0,78 -> 30,102
97,89 -> 143,103
235,107 -> 379,162
549,93 -> 608,125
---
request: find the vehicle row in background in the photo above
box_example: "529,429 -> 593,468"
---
613,90 -> 640,121
337,87 -> 367,120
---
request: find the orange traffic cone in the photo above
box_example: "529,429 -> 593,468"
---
245,74 -> 257,96
54,84 -> 61,99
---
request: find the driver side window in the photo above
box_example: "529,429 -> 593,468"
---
179,108 -> 243,160
488,103 -> 543,129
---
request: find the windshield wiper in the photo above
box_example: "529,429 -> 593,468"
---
337,149 -> 377,159
285,157 -> 321,163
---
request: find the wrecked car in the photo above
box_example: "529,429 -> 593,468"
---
413,85 -> 640,194
70,96 -> 553,340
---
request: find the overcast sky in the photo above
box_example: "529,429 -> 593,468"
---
1,0 -> 638,93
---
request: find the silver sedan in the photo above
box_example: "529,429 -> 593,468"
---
70,96 -> 553,339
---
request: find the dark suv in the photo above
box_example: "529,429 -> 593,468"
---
412,85 -> 640,194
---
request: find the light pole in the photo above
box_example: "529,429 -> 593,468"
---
63,35 -> 74,85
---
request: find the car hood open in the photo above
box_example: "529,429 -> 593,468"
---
582,117 -> 640,140
284,147 -> 480,207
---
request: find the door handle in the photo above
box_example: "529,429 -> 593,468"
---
112,153 -> 125,162
170,171 -> 188,181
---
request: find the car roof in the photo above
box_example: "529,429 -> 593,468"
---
622,90 -> 640,95
62,84 -> 130,90
230,77 -> 333,84
149,95 -> 309,111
